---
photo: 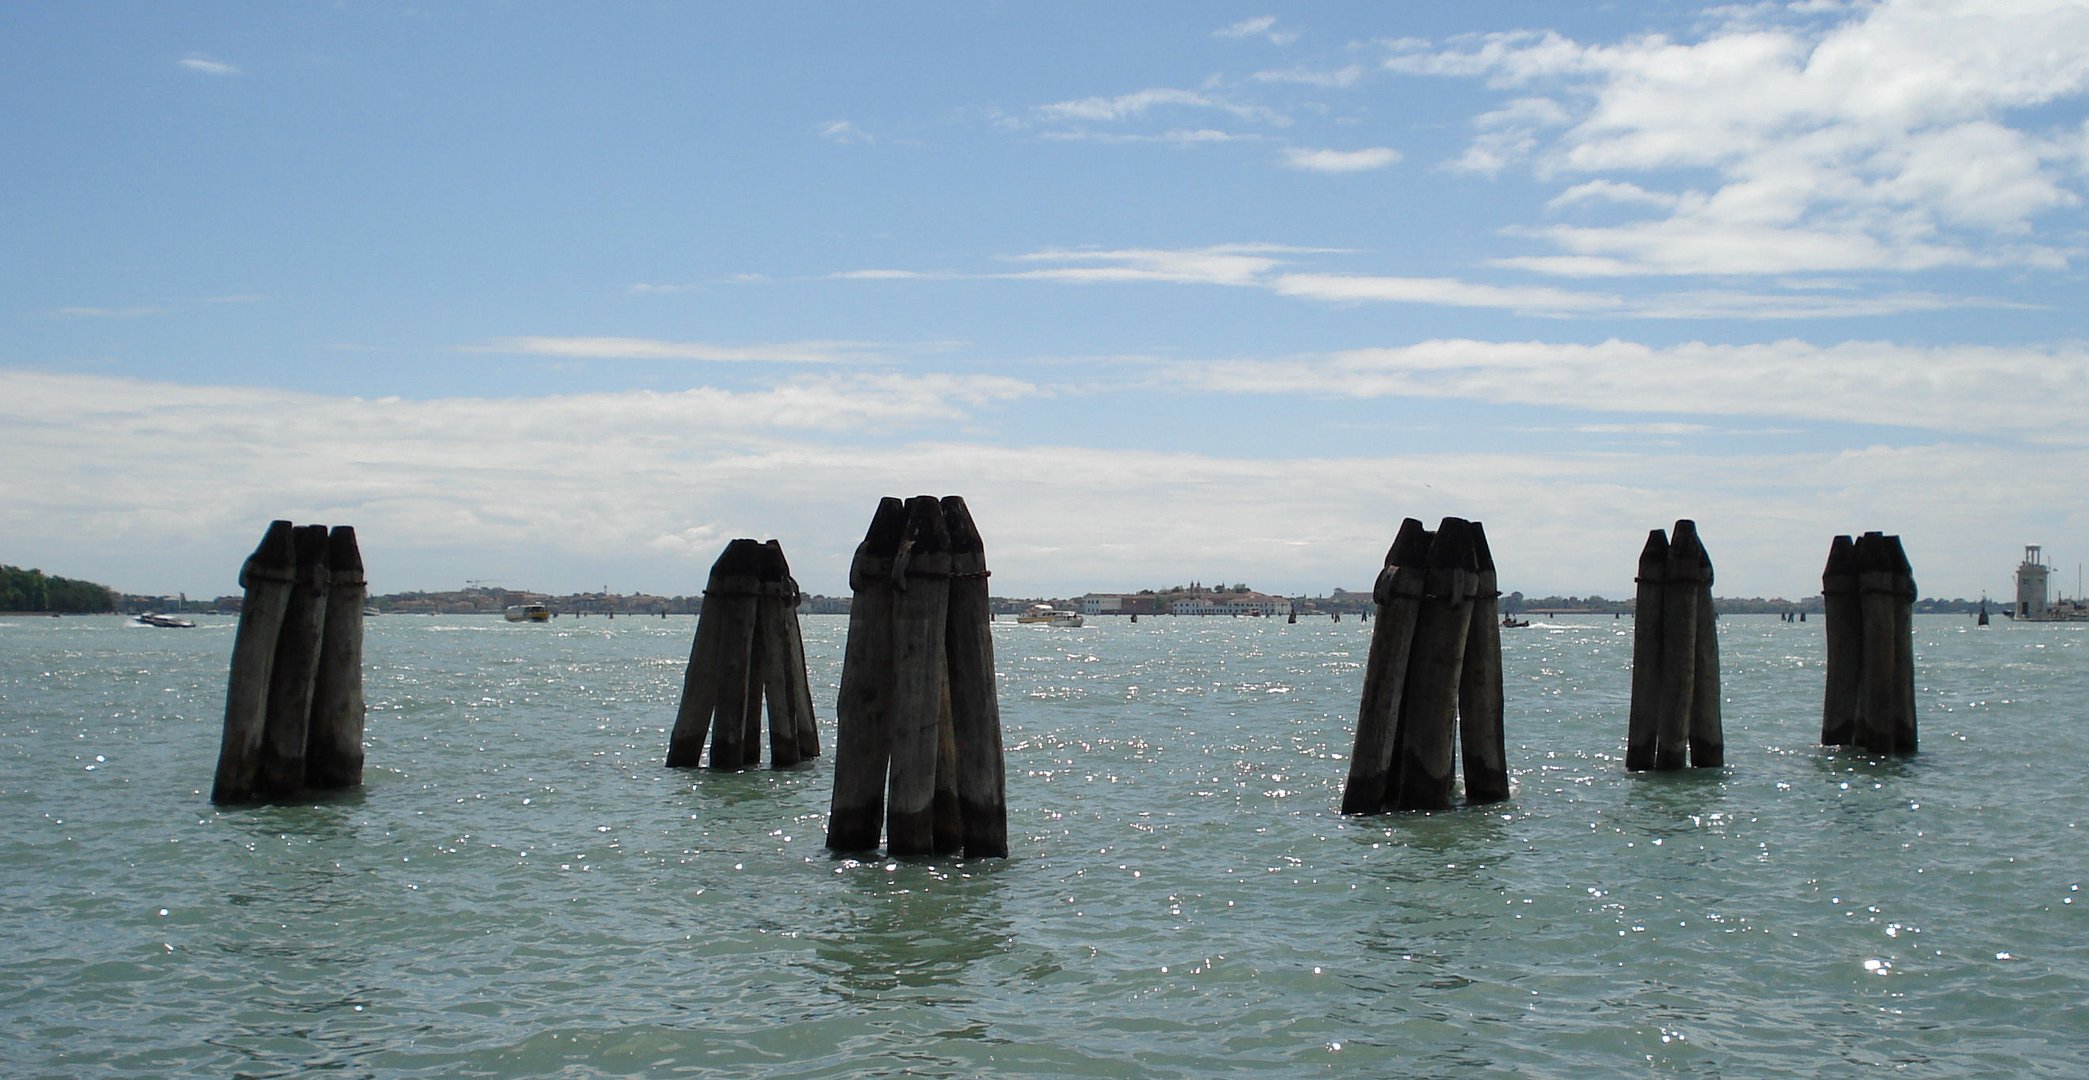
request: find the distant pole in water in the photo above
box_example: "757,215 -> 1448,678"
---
213,519 -> 372,805
666,538 -> 819,771
1624,520 -> 1722,771
826,496 -> 1009,858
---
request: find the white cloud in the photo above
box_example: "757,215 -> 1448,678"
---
1174,337 -> 2089,445
816,119 -> 873,144
54,305 -> 164,318
1394,0 -> 2089,275
1252,64 -> 1364,88
1270,273 -> 1620,314
179,55 -> 239,76
1216,15 -> 1300,46
468,336 -> 882,365
1281,146 -> 1401,172
0,368 -> 2066,600
1032,87 -> 1289,129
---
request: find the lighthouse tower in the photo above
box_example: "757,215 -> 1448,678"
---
2016,545 -> 2051,620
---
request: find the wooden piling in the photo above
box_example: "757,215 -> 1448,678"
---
212,521 -> 298,805
1391,518 -> 1477,811
1853,532 -> 1918,754
1340,518 -> 1429,815
665,538 -> 764,769
1687,530 -> 1722,768
1820,535 -> 1860,745
782,572 -> 821,759
1459,521 -> 1509,802
1888,535 -> 1917,754
754,542 -> 803,769
1652,521 -> 1703,770
305,526 -> 367,790
1625,529 -> 1668,771
257,524 -> 331,800
826,498 -> 906,852
884,496 -> 952,857
942,496 -> 1008,858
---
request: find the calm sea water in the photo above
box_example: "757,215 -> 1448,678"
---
1,612 -> 2082,1077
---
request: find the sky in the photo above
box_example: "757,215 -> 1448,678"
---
5,1 -> 2088,602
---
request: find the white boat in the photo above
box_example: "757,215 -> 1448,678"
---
135,613 -> 196,628
1014,603 -> 1083,627
504,603 -> 551,623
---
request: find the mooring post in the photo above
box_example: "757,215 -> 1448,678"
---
1459,521 -> 1510,802
1820,535 -> 1860,745
1855,533 -> 1903,754
754,541 -> 805,769
1887,535 -> 1917,754
884,496 -> 952,857
826,498 -> 906,852
1652,521 -> 1704,770
1625,529 -> 1669,771
1687,528 -> 1723,767
1340,518 -> 1429,815
305,525 -> 367,790
256,524 -> 332,800
782,570 -> 821,759
942,495 -> 1008,858
1392,518 -> 1477,811
212,521 -> 298,805
665,539 -> 763,769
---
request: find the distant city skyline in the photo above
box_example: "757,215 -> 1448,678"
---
5,3 -> 2086,601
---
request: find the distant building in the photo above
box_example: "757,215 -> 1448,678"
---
1169,590 -> 1291,617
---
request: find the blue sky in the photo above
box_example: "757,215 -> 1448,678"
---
5,1 -> 2088,601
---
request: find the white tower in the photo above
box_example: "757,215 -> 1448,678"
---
2016,545 -> 2050,619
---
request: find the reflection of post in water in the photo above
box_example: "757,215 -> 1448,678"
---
826,495 -> 1009,859
1341,516 -> 1510,814
809,865 -> 1015,1001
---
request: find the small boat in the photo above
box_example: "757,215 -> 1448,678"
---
1501,616 -> 1530,628
135,613 -> 197,628
504,603 -> 552,623
1014,603 -> 1083,627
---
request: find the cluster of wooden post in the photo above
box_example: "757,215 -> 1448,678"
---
1340,517 -> 1508,814
1820,532 -> 1917,753
1625,520 -> 1723,770
826,496 -> 1008,858
212,521 -> 367,805
666,539 -> 820,770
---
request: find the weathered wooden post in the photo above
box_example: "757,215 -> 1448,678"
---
1625,521 -> 1722,770
666,539 -> 763,769
667,537 -> 821,772
885,496 -> 953,856
1854,532 -> 1918,754
942,496 -> 1008,858
1653,522 -> 1703,770
1459,521 -> 1509,802
305,525 -> 367,790
213,521 -> 297,804
1341,519 -> 1429,814
754,540 -> 819,768
826,499 -> 906,852
1820,535 -> 1861,745
257,525 -> 331,799
1689,536 -> 1723,768
1625,529 -> 1668,771
1391,518 -> 1478,811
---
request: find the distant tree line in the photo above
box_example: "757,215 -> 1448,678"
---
0,565 -> 116,613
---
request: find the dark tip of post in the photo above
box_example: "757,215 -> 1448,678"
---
1668,519 -> 1702,562
755,539 -> 792,582
1468,520 -> 1495,574
940,496 -> 984,556
712,537 -> 767,578
1853,531 -> 1889,571
1427,517 -> 1477,570
903,494 -> 950,552
861,497 -> 908,556
1386,518 -> 1430,567
292,523 -> 330,567
1825,534 -> 1857,576
325,526 -> 363,573
1638,528 -> 1669,564
255,519 -> 297,568
1884,534 -> 1912,576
